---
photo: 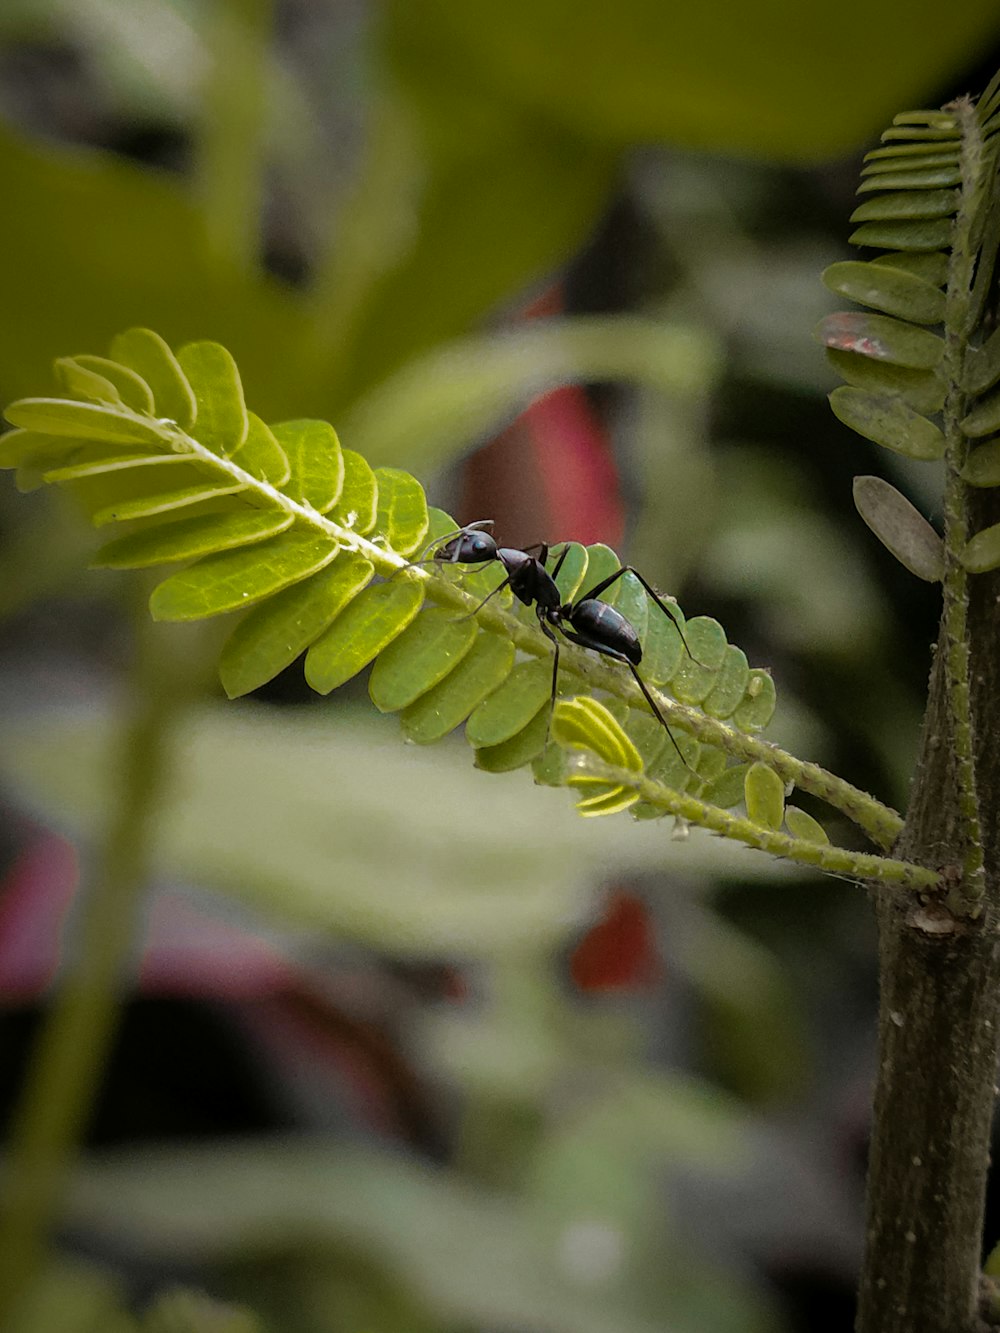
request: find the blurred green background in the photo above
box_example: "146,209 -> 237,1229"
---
2,3 -> 1000,1331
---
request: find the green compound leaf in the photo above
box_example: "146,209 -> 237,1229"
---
848,218 -> 954,251
220,555 -> 375,699
960,523 -> 1000,573
401,633 -> 516,744
304,581 -> 425,695
93,511 -> 295,569
110,327 -> 197,429
852,475 -> 944,582
829,386 -> 944,460
373,466 -> 429,557
273,419 -> 344,513
821,260 -> 946,325
868,251 -> 949,284
176,341 -> 249,457
784,807 -> 830,844
2,326 -> 787,846
701,762 -> 751,809
744,762 -> 786,831
369,608 -> 478,712
150,530 -> 339,622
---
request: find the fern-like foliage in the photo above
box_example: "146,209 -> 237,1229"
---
818,73 -> 1000,577
2,327 -> 935,882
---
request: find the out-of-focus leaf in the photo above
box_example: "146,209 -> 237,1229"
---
342,318 -> 719,471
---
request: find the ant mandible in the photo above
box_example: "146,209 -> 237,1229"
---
416,521 -> 696,768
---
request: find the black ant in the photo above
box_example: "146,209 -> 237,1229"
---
417,521 -> 696,769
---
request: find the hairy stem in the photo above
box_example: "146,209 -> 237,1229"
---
0,607 -> 201,1321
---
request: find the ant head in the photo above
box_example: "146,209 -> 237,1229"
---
435,529 -> 498,562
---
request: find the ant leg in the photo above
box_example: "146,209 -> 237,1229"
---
536,616 -> 561,737
557,625 -> 694,773
453,573 -> 513,621
577,565 -> 697,662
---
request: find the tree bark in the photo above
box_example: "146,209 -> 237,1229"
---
857,492 -> 1000,1333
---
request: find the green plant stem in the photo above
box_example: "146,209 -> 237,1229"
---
195,0 -> 273,273
567,756 -> 938,890
0,609 -> 197,1322
938,95 -> 986,913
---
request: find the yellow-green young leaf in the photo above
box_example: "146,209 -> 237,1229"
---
465,658 -> 551,747
701,762 -> 751,809
960,523 -> 1000,573
848,218 -> 953,251
849,188 -> 958,222
4,398 -> 166,444
744,762 -> 786,830
73,354 -> 156,414
552,696 -> 643,772
401,633 -> 516,743
372,466 -> 429,556
272,419 -> 344,513
304,580 -> 424,694
368,608 -> 478,712
820,259 -> 946,325
575,785 -> 640,817
551,541 -> 589,602
669,616 -> 728,704
734,670 -> 777,733
816,313 -> 944,369
330,448 -> 378,535
784,806 -> 830,844
852,475 -> 944,581
149,530 -> 338,621
110,327 -> 197,429
474,707 -> 548,772
55,356 -> 128,408
219,555 -> 375,698
177,341 -> 249,456
93,511 -> 294,569
702,645 -> 750,719
92,480 -> 248,525
640,608 -> 685,686
230,413 -> 290,486
825,349 -> 946,416
960,389 -> 1000,439
829,387 -> 945,460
